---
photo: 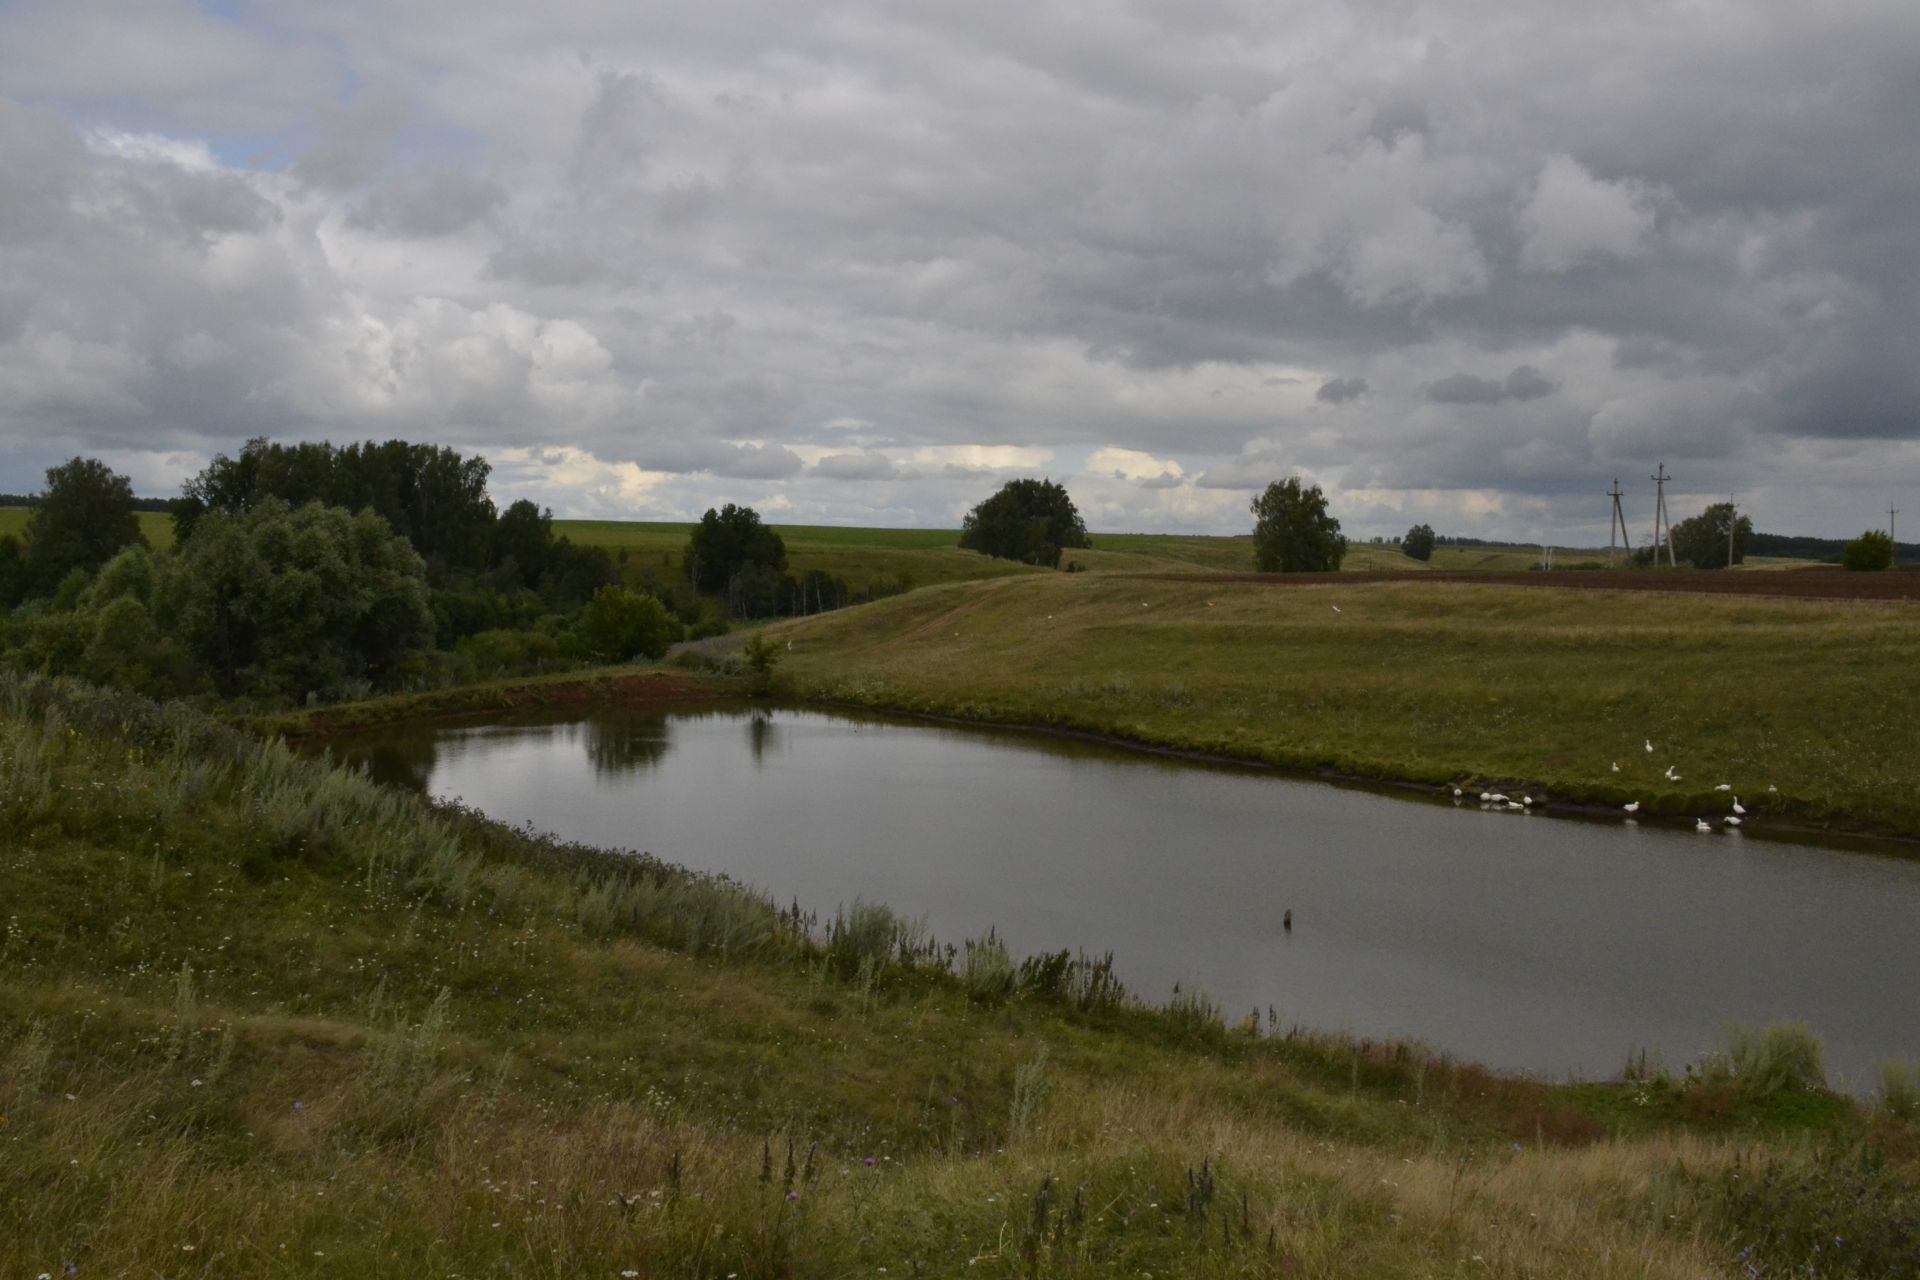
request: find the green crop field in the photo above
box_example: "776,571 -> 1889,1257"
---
764,571 -> 1920,838
6,673 -> 1911,1279
0,507 -> 175,550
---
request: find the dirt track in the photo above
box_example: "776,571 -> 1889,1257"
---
1131,567 -> 1920,601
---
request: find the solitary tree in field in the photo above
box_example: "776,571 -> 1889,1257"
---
1843,529 -> 1895,571
1250,477 -> 1346,572
1669,502 -> 1752,569
24,457 -> 145,595
1402,523 -> 1436,562
959,478 -> 1089,567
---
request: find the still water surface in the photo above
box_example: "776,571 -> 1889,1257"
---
337,705 -> 1920,1090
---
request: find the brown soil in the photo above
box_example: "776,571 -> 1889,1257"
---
1130,567 -> 1920,601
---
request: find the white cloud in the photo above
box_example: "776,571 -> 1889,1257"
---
1519,155 -> 1658,272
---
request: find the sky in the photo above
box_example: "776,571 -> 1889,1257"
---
1,0 -> 1915,541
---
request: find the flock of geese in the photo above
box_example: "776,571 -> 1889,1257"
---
1450,737 -> 1772,833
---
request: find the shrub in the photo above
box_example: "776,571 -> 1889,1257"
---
1881,1059 -> 1919,1119
1723,1021 -> 1826,1095
1402,523 -> 1435,561
1844,529 -> 1895,571
961,930 -> 1017,1003
574,586 -> 679,662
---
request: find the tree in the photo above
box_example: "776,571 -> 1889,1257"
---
574,586 -> 680,662
1250,477 -> 1346,572
1402,523 -> 1436,562
23,458 -> 145,595
493,499 -> 554,589
1669,502 -> 1753,570
158,500 -> 433,700
1842,529 -> 1895,571
958,478 -> 1089,567
686,504 -> 787,593
176,437 -> 497,577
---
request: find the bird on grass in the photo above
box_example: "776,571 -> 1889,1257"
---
1611,761 -> 1620,772
1623,801 -> 1641,813
1664,765 -> 1682,782
1714,783 -> 1731,792
1732,798 -> 1746,816
1331,604 -> 1342,614
1645,739 -> 1654,753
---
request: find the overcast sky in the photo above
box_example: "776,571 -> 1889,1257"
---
2,1 -> 1915,540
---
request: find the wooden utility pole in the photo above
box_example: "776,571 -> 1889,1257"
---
1650,464 -> 1676,567
1607,478 -> 1629,568
1727,493 -> 1737,569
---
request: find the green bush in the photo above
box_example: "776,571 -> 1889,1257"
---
1882,1059 -> 1919,1119
574,586 -> 679,662
1723,1021 -> 1827,1096
1844,529 -> 1896,571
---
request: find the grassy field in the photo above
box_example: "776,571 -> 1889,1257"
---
6,672 -> 1917,1278
760,572 -> 1920,838
0,507 -> 175,549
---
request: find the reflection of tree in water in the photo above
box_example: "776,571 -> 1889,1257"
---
352,736 -> 439,793
584,718 -> 672,777
747,712 -> 777,764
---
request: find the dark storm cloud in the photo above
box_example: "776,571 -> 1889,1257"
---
1316,376 -> 1367,404
2,2 -> 1917,536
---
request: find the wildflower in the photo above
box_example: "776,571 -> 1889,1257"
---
786,1191 -> 799,1201
292,1100 -> 306,1112
864,1156 -> 876,1166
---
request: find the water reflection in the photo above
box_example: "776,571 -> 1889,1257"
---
329,704 -> 1920,1091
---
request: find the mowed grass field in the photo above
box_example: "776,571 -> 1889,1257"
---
764,572 -> 1920,837
8,675 -> 1914,1279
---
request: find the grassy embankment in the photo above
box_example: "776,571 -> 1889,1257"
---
5,672 -> 1919,1277
762,572 -> 1920,839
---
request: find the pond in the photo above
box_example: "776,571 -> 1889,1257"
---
331,704 -> 1920,1091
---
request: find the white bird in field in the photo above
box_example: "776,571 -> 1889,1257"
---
1331,604 -> 1342,614
1714,783 -> 1731,792
1731,798 -> 1746,816
1645,739 -> 1654,753
1479,791 -> 1493,802
1452,787 -> 1463,797
1623,801 -> 1640,813
1489,793 -> 1509,804
1522,795 -> 1534,806
1695,819 -> 1712,832
1611,762 -> 1620,772
1767,784 -> 1778,793
1724,815 -> 1742,827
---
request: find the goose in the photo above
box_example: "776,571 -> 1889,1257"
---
1664,765 -> 1682,782
1508,801 -> 1525,811
1731,798 -> 1746,816
1522,795 -> 1534,806
1488,793 -> 1509,804
1611,762 -> 1621,772
1331,605 -> 1342,614
1452,787 -> 1463,798
1695,819 -> 1712,832
1479,791 -> 1493,803
1724,815 -> 1742,827
1714,784 -> 1731,792
1623,801 -> 1640,813
1645,739 -> 1654,753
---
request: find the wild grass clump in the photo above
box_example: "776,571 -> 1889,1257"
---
825,899 -> 925,976
1167,984 -> 1225,1040
1881,1059 -> 1920,1120
1723,1020 -> 1828,1096
1686,1147 -> 1920,1278
961,929 -> 1017,1003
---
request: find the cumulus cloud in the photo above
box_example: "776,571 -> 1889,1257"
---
1,2 -> 1916,539
1519,155 -> 1658,272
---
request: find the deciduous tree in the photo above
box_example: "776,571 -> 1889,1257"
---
1250,477 -> 1345,573
959,478 -> 1089,567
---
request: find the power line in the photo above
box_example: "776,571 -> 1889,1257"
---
1607,478 -> 1629,569
1650,464 -> 1676,568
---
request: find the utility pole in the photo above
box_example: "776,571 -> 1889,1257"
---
1650,464 -> 1676,568
1727,493 -> 1737,569
1891,501 -> 1900,549
1607,478 -> 1629,569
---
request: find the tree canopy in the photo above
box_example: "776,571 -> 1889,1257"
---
22,457 -> 145,596
685,504 -> 787,593
161,500 -> 434,700
1402,523 -> 1436,562
175,438 -> 497,575
958,478 -> 1089,568
1843,529 -> 1895,571
1251,477 -> 1346,573
1669,502 -> 1753,570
